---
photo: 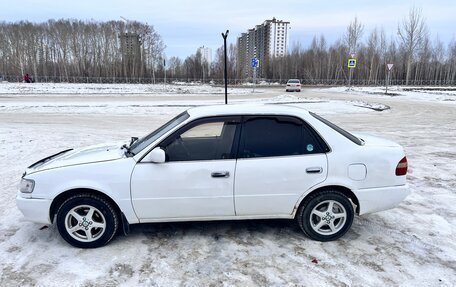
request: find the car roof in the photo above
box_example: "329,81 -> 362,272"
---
186,104 -> 310,118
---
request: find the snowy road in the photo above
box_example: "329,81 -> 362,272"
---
0,84 -> 455,286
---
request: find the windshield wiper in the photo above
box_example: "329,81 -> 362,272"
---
129,137 -> 138,147
122,137 -> 138,157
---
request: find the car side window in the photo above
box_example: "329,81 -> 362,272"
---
239,116 -> 326,158
302,125 -> 327,154
162,119 -> 239,162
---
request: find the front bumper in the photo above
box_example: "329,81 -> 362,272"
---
16,193 -> 53,224
356,184 -> 410,215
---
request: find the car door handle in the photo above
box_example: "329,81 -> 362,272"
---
306,167 -> 323,174
211,171 -> 230,178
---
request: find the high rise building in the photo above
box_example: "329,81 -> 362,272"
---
237,18 -> 290,79
197,46 -> 212,66
119,32 -> 143,77
197,46 -> 212,78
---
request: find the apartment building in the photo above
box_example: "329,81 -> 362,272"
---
119,32 -> 143,78
197,46 -> 212,68
237,18 -> 290,78
196,45 -> 212,78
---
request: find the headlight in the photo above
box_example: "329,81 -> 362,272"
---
20,178 -> 35,193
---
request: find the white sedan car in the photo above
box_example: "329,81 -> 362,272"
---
286,79 -> 301,92
17,105 -> 409,248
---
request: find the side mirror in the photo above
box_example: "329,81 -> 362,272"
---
142,147 -> 166,163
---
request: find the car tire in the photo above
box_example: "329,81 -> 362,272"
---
56,194 -> 119,248
297,190 -> 354,241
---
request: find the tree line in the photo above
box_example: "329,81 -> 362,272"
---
0,19 -> 165,80
1,8 -> 455,85
262,8 -> 456,85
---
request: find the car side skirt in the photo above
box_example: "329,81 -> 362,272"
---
138,214 -> 295,223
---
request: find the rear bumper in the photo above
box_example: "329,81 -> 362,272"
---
16,193 -> 53,224
286,86 -> 301,91
355,184 -> 410,215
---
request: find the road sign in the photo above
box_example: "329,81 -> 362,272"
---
251,57 -> 259,68
348,58 -> 357,68
387,63 -> 394,71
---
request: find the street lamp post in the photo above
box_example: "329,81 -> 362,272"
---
163,58 -> 166,90
221,30 -> 229,104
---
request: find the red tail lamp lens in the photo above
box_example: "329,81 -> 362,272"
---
396,156 -> 408,176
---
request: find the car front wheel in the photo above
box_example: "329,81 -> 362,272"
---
297,190 -> 354,241
56,194 -> 119,248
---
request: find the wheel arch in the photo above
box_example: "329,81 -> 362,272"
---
294,185 -> 360,218
49,188 -> 121,224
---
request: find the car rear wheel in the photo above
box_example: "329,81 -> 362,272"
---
297,190 -> 354,241
56,194 -> 119,248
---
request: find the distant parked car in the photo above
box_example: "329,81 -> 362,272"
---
286,79 -> 301,92
17,105 -> 409,248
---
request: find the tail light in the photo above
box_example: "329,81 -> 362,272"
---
395,156 -> 408,176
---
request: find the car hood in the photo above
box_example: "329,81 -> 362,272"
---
26,143 -> 125,174
353,133 -> 401,148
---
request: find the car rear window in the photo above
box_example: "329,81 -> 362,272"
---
310,112 -> 363,146
287,80 -> 300,83
239,116 -> 328,158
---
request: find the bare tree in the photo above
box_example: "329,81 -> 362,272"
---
167,56 -> 182,78
344,17 -> 364,55
0,19 -> 165,81
446,41 -> 456,82
366,28 -> 382,83
431,36 -> 445,82
0,15 -> 453,85
397,6 -> 427,85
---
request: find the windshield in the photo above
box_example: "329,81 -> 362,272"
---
129,111 -> 190,155
310,112 -> 363,146
288,79 -> 300,83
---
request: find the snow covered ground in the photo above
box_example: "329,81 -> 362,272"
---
319,86 -> 456,104
0,95 -> 387,115
0,84 -> 455,286
0,82 -> 256,96
0,83 -> 390,115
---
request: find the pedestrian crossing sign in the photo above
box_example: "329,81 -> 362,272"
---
348,58 -> 357,68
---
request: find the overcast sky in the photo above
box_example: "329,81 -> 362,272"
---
0,0 -> 454,59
